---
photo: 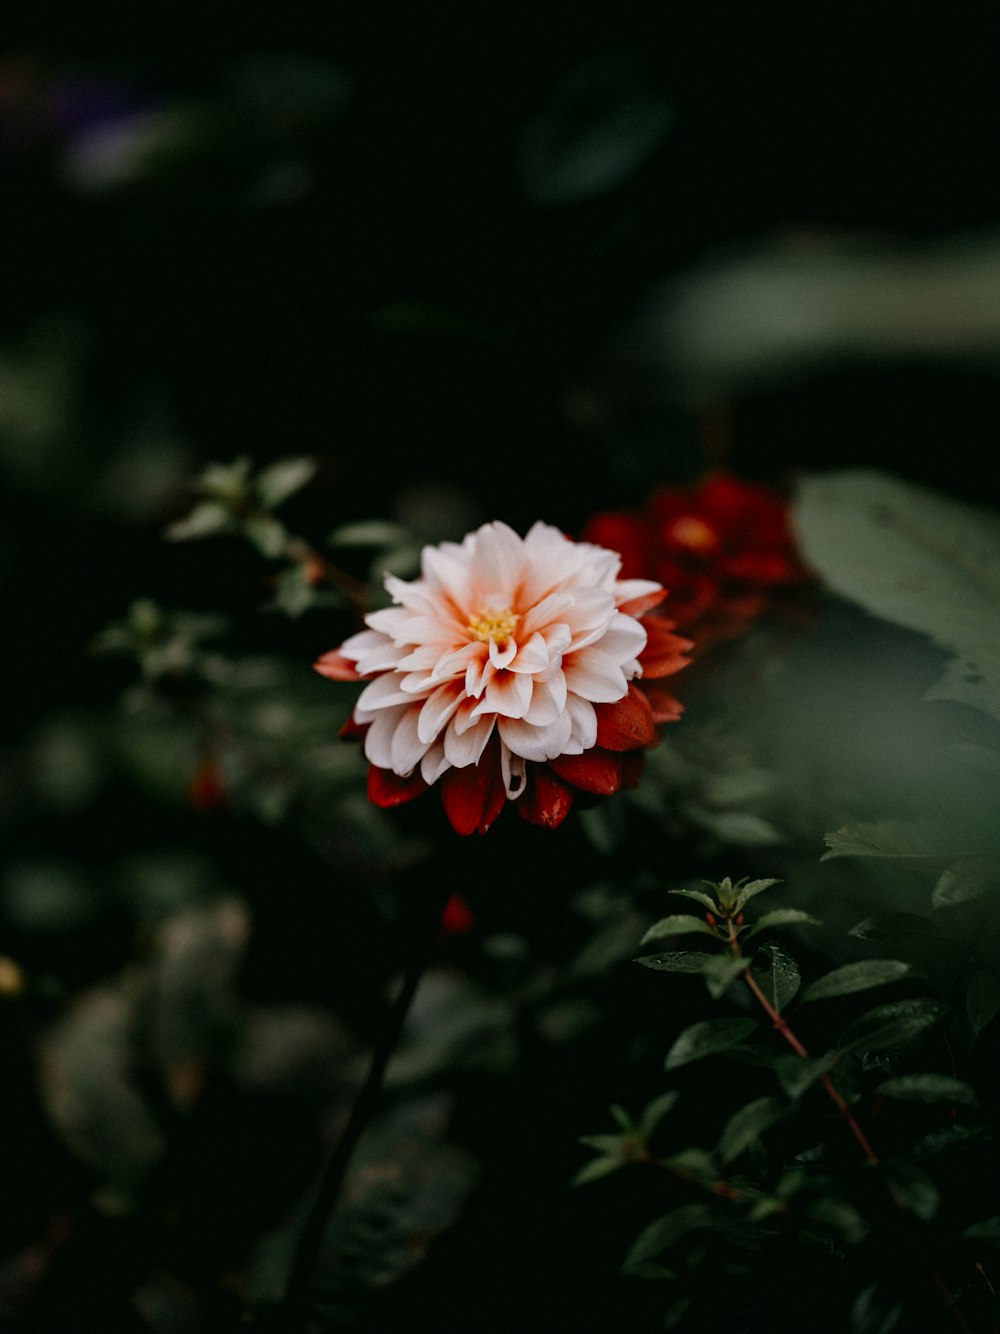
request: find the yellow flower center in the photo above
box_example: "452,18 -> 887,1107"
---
667,514 -> 718,553
467,607 -> 519,644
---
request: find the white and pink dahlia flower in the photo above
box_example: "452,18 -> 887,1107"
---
314,520 -> 691,834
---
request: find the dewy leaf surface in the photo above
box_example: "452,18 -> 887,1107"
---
795,469 -> 1000,723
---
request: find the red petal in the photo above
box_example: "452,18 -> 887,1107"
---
339,715 -> 368,740
580,513 -> 649,580
550,748 -> 624,794
639,617 -> 694,678
368,765 -> 428,808
189,756 -> 227,812
593,684 -> 655,751
617,585 -> 668,617
639,682 -> 684,724
518,767 -> 574,828
621,751 -> 645,789
441,741 -> 506,836
313,649 -> 362,682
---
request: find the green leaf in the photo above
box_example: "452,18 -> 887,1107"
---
624,1204 -> 713,1270
802,960 -> 911,1003
717,1097 -> 786,1165
164,500 -> 232,542
663,1298 -> 694,1329
744,909 -> 820,941
876,1074 -> 978,1106
578,1134 -> 627,1154
964,1217 -> 1000,1245
664,1148 -> 717,1181
701,954 -> 751,999
640,914 -> 719,946
885,1160 -> 939,1221
933,859 -> 999,909
635,951 -> 717,974
966,969 -> 1000,1035
665,1018 -> 758,1071
912,1121 -> 989,1161
837,999 -> 946,1059
328,519 -> 412,547
243,514 -> 288,559
848,913 -> 941,943
751,942 -> 801,1013
732,878 -> 782,913
639,1091 -> 680,1137
804,1198 -> 868,1246
795,469 -> 1000,724
572,1155 -> 625,1187
609,1104 -> 633,1132
668,887 -> 719,911
850,1283 -> 904,1334
253,457 -> 316,509
775,1052 -> 837,1099
822,820 -> 960,862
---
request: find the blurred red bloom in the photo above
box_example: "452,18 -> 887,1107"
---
583,472 -> 810,651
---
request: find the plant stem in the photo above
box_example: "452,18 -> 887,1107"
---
276,890 -> 446,1330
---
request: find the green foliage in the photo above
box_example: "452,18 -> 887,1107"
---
664,1018 -> 758,1070
801,960 -> 912,1004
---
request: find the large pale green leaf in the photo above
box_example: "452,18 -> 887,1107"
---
795,470 -> 1000,723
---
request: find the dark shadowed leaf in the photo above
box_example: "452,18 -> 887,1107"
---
572,1155 -> 626,1187
804,1198 -> 868,1245
822,821 -> 961,862
837,999 -> 945,1060
876,1074 -> 978,1106
253,457 -> 316,509
933,859 -> 1000,908
717,1097 -> 786,1165
668,887 -> 719,911
885,1160 -> 939,1221
802,960 -> 910,1003
731,878 -> 782,913
964,1217 -> 1000,1245
702,954 -> 750,999
966,969 -> 1000,1035
751,942 -> 801,1013
635,950 -> 717,973
640,914 -> 718,945
665,1018 -> 758,1070
623,1204 -> 713,1270
795,470 -> 1000,724
850,1284 -> 903,1334
744,909 -> 820,941
776,1052 -> 837,1099
640,1091 -> 680,1136
911,1121 -> 990,1161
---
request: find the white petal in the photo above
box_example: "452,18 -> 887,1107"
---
469,521 -> 524,601
364,606 -> 413,639
523,679 -> 561,726
500,744 -> 527,799
355,672 -> 413,715
488,635 -> 518,669
420,741 -> 451,785
563,651 -> 629,703
520,593 -> 575,638
498,711 -> 572,763
465,654 -> 492,698
363,705 -> 409,768
473,669 -> 532,720
417,681 -> 465,744
443,712 -> 495,767
389,704 -> 433,775
563,695 -> 597,754
508,631 -> 549,674
597,612 -> 648,664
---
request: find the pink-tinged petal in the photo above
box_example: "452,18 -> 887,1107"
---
363,706 -> 409,768
421,543 -> 473,605
468,522 -> 525,600
615,580 -> 667,617
500,744 -> 527,798
417,681 -> 465,744
562,652 -> 629,703
523,679 -> 561,726
595,612 -> 648,665
398,670 -> 437,696
474,668 -> 532,720
396,644 -> 447,672
564,695 -> 597,754
541,622 -> 573,657
498,710 -> 572,763
488,635 -> 518,670
383,574 -> 442,616
518,767 -> 573,828
464,652 -> 493,699
390,704 -> 434,775
364,606 -> 413,639
550,749 -> 624,795
443,712 -> 496,767
640,682 -> 685,724
441,740 -> 506,835
420,741 -> 451,786
593,684 -> 655,751
638,618 -> 694,679
354,643 -> 409,675
368,765 -> 427,808
356,673 -> 414,714
519,593 -> 575,638
508,631 -> 549,674
340,629 -> 388,659
313,649 -> 362,682
428,642 -> 482,682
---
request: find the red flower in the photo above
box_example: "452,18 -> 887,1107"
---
583,472 -> 810,652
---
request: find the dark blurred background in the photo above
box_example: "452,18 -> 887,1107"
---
2,6 -> 1000,1331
